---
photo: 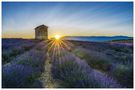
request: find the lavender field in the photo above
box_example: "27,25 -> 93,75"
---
2,38 -> 133,88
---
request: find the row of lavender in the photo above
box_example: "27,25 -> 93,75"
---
2,41 -> 47,88
49,46 -> 121,88
71,41 -> 133,88
2,39 -> 40,64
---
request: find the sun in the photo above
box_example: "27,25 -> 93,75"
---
54,35 -> 61,40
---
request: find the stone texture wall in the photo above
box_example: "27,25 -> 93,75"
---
35,25 -> 48,40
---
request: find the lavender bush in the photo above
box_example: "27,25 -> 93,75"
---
111,64 -> 133,88
71,41 -> 133,88
51,51 -> 120,88
16,49 -> 47,72
72,47 -> 112,72
2,64 -> 40,88
2,41 -> 47,88
2,39 -> 39,64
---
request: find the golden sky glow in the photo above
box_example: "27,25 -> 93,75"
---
2,2 -> 133,38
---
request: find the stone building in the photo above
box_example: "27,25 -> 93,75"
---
35,25 -> 48,40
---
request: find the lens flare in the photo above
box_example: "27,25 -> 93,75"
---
47,35 -> 74,59
54,35 -> 61,40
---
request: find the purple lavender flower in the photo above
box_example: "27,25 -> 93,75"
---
2,64 -> 40,88
51,51 -> 121,88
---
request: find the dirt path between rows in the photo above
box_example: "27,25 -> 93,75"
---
38,53 -> 61,88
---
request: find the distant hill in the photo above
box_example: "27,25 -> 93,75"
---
109,38 -> 133,43
63,36 -> 133,42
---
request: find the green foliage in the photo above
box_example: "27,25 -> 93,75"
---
53,60 -> 100,87
2,49 -> 22,64
2,52 -> 10,64
112,46 -> 132,53
113,47 -> 122,52
26,73 -> 40,85
2,67 -> 40,88
72,48 -> 86,59
10,49 -> 22,57
17,57 -> 39,68
23,46 -> 32,51
72,48 -> 112,72
59,60 -> 80,73
87,58 -> 111,72
2,70 -> 17,87
112,64 -> 133,88
110,39 -> 133,43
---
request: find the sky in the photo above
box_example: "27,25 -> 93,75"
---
2,2 -> 133,38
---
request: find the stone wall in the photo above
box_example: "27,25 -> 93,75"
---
35,25 -> 48,40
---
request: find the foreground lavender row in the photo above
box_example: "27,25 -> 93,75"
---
2,41 -> 47,88
51,50 -> 121,88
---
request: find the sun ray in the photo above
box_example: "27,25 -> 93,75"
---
47,34 -> 74,60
